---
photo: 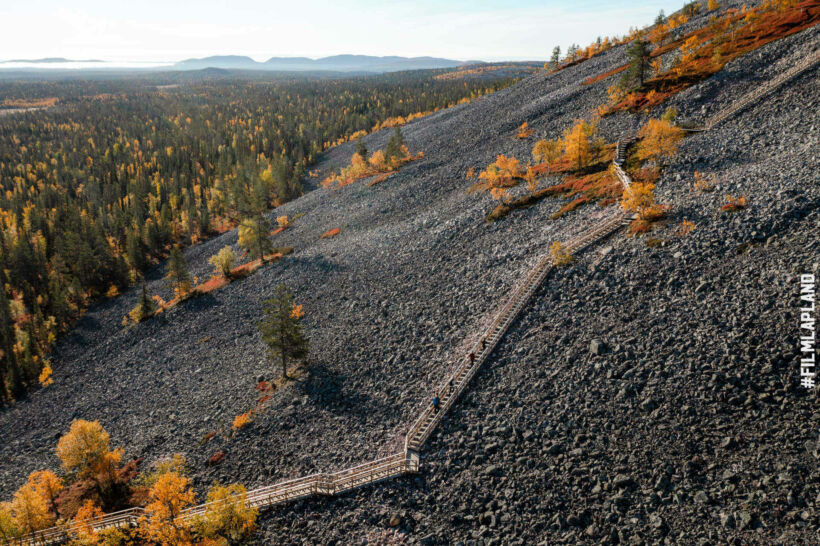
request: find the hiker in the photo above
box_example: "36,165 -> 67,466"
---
481,338 -> 487,351
448,378 -> 455,394
432,394 -> 441,413
469,352 -> 476,365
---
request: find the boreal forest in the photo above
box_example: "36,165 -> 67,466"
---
0,69 -> 522,402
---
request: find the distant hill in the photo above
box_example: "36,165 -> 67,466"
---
0,57 -> 103,64
174,55 -> 263,70
174,54 -> 471,73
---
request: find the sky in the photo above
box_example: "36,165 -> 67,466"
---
0,0 -> 687,64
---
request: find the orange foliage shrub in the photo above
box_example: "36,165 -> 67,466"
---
583,64 -> 630,86
476,155 -> 524,190
648,22 -> 671,45
232,412 -> 253,430
208,451 -> 226,466
38,362 -> 54,387
550,242 -> 573,266
721,195 -> 748,212
692,171 -> 716,193
322,143 -> 420,189
321,228 -> 341,239
490,187 -> 509,202
290,304 -> 304,319
516,122 -> 534,139
678,219 -> 696,235
70,500 -> 105,543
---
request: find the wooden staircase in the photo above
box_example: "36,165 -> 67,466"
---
10,41 -> 819,546
613,131 -> 636,189
706,48 -> 820,130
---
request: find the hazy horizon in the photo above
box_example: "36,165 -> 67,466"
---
1,0 -> 685,65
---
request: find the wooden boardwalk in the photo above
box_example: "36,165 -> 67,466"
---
9,43 -> 819,546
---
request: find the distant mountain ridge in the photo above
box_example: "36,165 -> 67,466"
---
0,57 -> 104,64
174,54 -> 473,73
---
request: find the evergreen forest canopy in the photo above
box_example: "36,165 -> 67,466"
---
0,69 -> 521,403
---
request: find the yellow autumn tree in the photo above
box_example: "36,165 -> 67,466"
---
8,482 -> 53,534
531,139 -> 562,173
0,503 -> 20,542
208,246 -> 236,279
348,152 -> 370,178
194,483 -> 258,543
621,182 -> 656,217
138,472 -> 196,546
523,166 -> 538,192
56,420 -> 123,489
562,119 -> 597,172
636,119 -> 685,163
708,0 -> 720,10
368,149 -> 387,170
27,471 -> 63,507
648,23 -> 670,45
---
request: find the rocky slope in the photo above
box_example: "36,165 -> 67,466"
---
2,1 -> 819,543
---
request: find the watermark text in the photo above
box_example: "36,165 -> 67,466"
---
800,274 -> 816,389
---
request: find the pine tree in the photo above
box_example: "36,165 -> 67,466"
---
621,40 -> 651,89
355,140 -> 368,162
257,285 -> 309,379
237,172 -> 273,262
126,282 -> 157,325
0,285 -> 18,403
384,127 -> 405,165
550,46 -> 561,67
655,10 -> 666,26
165,246 -> 192,298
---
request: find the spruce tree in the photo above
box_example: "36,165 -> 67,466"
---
237,173 -> 273,262
385,127 -> 405,164
258,284 -> 309,379
355,140 -> 368,161
0,284 -> 19,402
137,282 -> 156,318
621,39 -> 651,89
655,10 -> 666,26
550,46 -> 561,67
165,246 -> 192,297
126,230 -> 146,271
